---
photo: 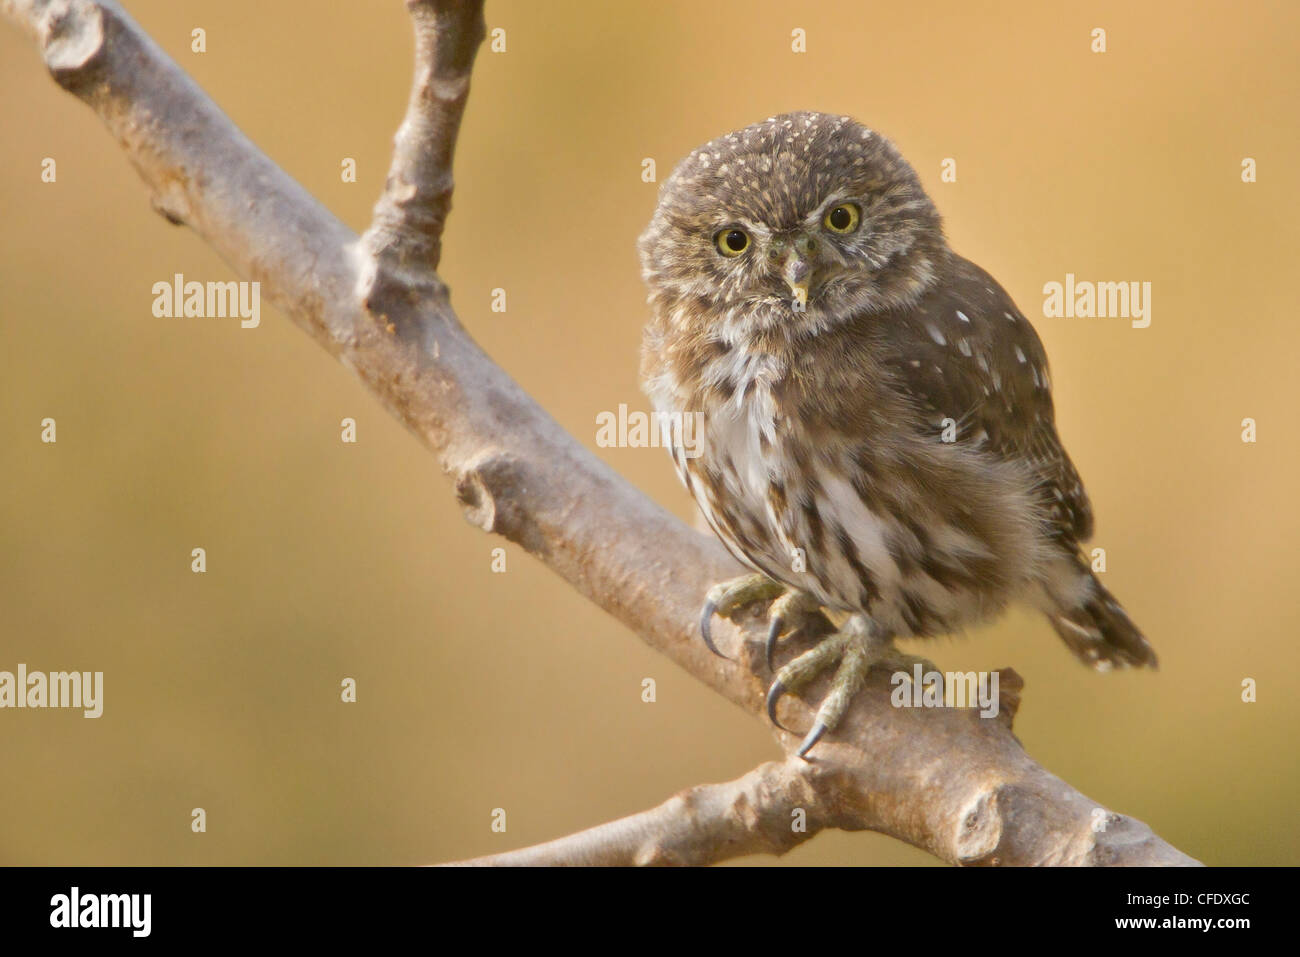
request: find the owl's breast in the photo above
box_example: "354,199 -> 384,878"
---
647,336 -> 1048,636
656,351 -> 839,594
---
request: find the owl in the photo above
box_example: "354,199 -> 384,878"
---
638,112 -> 1156,757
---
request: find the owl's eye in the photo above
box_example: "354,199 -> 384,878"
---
715,228 -> 750,257
824,203 -> 860,234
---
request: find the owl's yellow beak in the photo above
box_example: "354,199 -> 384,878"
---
787,278 -> 810,306
784,256 -> 812,306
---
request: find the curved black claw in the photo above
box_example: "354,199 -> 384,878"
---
796,722 -> 827,760
765,679 -> 791,732
765,616 -> 784,672
699,600 -> 731,660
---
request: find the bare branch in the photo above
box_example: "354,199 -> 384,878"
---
362,0 -> 486,281
1,0 -> 1202,866
449,760 -> 824,866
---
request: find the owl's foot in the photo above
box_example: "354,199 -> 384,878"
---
763,590 -> 826,671
765,616 -> 939,759
699,574 -> 784,659
699,575 -> 827,663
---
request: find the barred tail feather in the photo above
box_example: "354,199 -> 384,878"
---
1046,568 -> 1157,671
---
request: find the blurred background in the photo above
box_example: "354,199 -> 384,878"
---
1,0 -> 1296,865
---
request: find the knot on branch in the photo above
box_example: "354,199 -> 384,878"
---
954,789 -> 1006,864
38,0 -> 106,88
748,760 -> 830,853
1087,812 -> 1181,866
455,452 -> 543,554
358,251 -> 446,338
628,760 -> 826,864
719,760 -> 824,856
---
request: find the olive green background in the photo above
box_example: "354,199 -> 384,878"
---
1,0 -> 1296,865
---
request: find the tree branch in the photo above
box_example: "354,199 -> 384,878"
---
363,0 -> 485,282
2,0 -> 1201,866
450,760 -> 824,866
452,669 -> 1197,867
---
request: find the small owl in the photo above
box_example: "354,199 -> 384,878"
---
638,112 -> 1156,757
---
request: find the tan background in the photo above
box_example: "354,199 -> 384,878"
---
1,0 -> 1296,865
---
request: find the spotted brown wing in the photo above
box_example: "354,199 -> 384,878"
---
877,254 -> 1093,546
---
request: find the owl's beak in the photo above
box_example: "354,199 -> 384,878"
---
784,256 -> 812,306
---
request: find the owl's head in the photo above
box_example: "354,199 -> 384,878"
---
639,111 -> 947,340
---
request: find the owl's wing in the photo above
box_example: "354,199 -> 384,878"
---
877,254 -> 1093,546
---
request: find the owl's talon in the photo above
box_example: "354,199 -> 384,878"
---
765,679 -> 791,731
698,573 -> 786,658
764,616 -> 785,672
764,590 -> 826,671
699,599 -> 730,659
796,722 -> 828,759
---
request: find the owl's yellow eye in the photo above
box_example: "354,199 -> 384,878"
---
824,203 -> 860,234
715,228 -> 750,257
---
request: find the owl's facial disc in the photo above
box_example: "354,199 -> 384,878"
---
638,112 -> 949,339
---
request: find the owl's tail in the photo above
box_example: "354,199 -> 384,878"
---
1042,560 -> 1158,670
